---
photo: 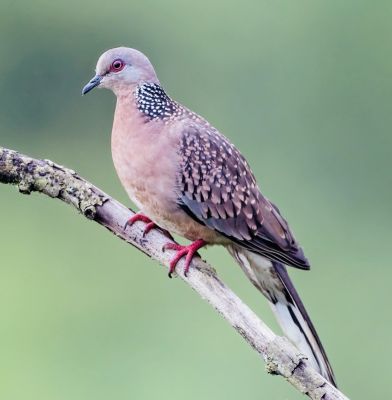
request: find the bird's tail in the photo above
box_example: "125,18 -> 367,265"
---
227,244 -> 337,387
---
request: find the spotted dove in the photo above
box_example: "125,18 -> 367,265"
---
82,47 -> 337,386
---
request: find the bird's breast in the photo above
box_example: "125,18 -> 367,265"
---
112,116 -> 176,204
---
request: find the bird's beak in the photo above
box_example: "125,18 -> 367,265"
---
82,75 -> 102,95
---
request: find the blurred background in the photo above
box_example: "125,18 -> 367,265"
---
0,0 -> 391,398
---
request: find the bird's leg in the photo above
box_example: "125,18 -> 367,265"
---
163,239 -> 207,278
124,212 -> 173,239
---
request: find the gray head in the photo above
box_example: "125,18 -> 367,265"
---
82,47 -> 159,96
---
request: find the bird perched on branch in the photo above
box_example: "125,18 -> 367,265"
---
82,47 -> 336,386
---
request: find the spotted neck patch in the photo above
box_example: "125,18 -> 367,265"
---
135,82 -> 182,120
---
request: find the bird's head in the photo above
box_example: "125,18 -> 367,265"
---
82,47 -> 159,96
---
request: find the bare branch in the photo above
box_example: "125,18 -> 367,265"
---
0,146 -> 348,400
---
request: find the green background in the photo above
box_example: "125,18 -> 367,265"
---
0,1 -> 391,398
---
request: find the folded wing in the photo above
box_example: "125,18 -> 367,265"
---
176,123 -> 310,269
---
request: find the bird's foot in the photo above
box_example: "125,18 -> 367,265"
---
124,213 -> 173,239
163,239 -> 206,278
124,213 -> 157,237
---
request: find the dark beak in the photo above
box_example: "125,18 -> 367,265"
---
82,75 -> 102,95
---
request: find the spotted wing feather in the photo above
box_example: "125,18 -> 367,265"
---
177,123 -> 309,269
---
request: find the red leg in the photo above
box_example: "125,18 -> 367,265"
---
163,239 -> 206,278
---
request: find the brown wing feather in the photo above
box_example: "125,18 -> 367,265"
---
177,123 -> 310,270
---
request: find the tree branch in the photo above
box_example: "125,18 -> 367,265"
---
0,146 -> 348,400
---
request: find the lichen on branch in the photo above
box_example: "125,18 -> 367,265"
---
0,147 -> 106,218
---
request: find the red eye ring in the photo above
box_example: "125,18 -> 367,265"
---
110,59 -> 125,73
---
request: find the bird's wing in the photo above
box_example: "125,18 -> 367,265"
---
176,122 -> 310,269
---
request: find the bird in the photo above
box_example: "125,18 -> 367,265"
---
82,47 -> 337,386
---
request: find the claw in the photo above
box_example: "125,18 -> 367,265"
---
163,239 -> 206,278
142,221 -> 156,237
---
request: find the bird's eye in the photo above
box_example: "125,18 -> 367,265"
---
110,59 -> 125,73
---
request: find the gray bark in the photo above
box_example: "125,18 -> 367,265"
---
0,146 -> 348,400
